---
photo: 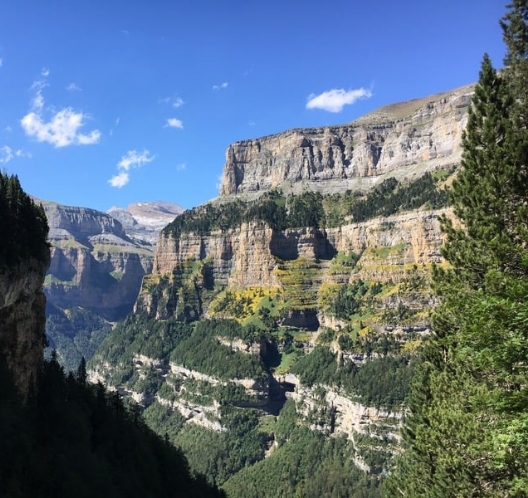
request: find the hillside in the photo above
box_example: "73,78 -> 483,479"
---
89,85 -> 467,495
0,172 -> 222,497
43,200 -> 182,371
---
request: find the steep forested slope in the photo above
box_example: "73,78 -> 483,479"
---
0,171 -> 223,498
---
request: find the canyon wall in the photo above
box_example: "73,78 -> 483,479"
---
220,84 -> 472,197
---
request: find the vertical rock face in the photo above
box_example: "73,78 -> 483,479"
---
219,84 -> 473,196
44,202 -> 154,321
0,257 -> 49,394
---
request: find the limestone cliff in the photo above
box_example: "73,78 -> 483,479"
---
0,258 -> 49,393
44,201 -> 154,321
220,84 -> 472,196
142,208 -> 447,326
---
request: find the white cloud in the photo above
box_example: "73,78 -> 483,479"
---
108,171 -> 129,188
21,82 -> 100,147
117,149 -> 154,171
109,149 -> 155,188
30,80 -> 47,111
15,149 -> 31,158
213,82 -> 228,90
306,87 -> 372,113
66,82 -> 82,92
165,117 -> 183,129
0,146 -> 13,164
176,162 -> 186,171
0,58 -> 3,67
41,67 -> 50,77
21,109 -> 101,147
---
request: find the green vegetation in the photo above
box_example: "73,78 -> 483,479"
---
291,346 -> 414,411
274,257 -> 322,310
143,258 -> 217,322
173,408 -> 268,486
163,172 -> 451,238
386,4 -> 528,495
45,304 -> 112,371
0,356 -> 223,497
323,171 -> 451,228
0,172 -> 49,269
222,400 -> 383,497
170,319 -> 268,382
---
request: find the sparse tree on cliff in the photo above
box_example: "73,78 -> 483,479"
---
385,2 -> 528,495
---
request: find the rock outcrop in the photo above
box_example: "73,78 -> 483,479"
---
145,209 -> 447,323
44,201 -> 154,321
0,257 -> 49,394
220,84 -> 472,196
107,201 -> 184,246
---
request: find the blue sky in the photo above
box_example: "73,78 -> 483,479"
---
0,0 -> 506,212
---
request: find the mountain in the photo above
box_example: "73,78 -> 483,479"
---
0,172 -> 224,498
107,201 -> 185,246
220,83 -> 472,198
42,200 -> 183,370
90,84 -> 471,495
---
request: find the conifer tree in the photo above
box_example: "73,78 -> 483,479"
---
385,2 -> 528,496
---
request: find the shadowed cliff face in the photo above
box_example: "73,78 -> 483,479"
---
0,256 -> 49,394
219,84 -> 473,196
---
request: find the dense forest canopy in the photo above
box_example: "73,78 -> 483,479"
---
0,172 -> 49,270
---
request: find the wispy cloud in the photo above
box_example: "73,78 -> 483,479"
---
41,67 -> 50,77
176,162 -> 186,171
0,146 -> 31,164
0,146 -> 13,164
15,149 -> 31,159
108,149 -> 155,188
172,97 -> 184,108
0,58 -> 3,67
165,118 -> 183,129
213,82 -> 228,90
66,82 -> 82,92
306,87 -> 372,113
159,96 -> 184,108
21,80 -> 100,147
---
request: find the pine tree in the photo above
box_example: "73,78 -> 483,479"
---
385,3 -> 528,495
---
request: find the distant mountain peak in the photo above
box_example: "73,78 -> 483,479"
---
107,201 -> 184,244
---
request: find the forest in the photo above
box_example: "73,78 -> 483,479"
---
163,171 -> 450,237
0,172 -> 49,270
0,355 -> 224,497
0,173 -> 223,497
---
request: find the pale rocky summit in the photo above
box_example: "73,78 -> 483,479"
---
220,84 -> 473,197
107,201 -> 184,246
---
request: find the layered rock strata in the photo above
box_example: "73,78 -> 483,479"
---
44,202 -> 154,321
152,209 -> 447,292
220,84 -> 472,196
